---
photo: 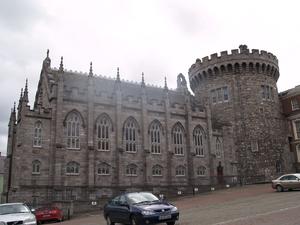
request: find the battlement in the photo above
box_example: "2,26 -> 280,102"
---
189,45 -> 280,92
190,45 -> 278,72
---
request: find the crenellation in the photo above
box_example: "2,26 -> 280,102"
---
231,49 -> 239,55
210,53 -> 218,60
202,56 -> 209,62
220,51 -> 228,56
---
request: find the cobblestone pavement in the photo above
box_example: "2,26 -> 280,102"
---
52,184 -> 300,225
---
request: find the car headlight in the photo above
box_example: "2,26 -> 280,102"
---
141,210 -> 156,216
24,215 -> 37,225
171,207 -> 178,213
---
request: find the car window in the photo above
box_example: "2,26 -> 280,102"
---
0,204 -> 30,215
110,196 -> 120,205
288,175 -> 298,180
119,195 -> 127,205
127,192 -> 159,204
279,176 -> 288,181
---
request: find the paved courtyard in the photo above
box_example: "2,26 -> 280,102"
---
53,184 -> 300,225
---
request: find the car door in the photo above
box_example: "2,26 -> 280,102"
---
117,195 -> 131,224
287,175 -> 300,189
107,196 -> 121,222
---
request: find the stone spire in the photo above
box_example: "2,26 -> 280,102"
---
89,62 -> 93,76
164,76 -> 168,92
23,79 -> 29,103
59,56 -> 64,72
42,49 -> 51,69
18,88 -> 23,105
141,72 -> 145,88
116,67 -> 121,82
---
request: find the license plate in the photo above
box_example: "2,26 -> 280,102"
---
159,214 -> 171,220
42,214 -> 50,217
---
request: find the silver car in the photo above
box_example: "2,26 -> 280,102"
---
272,173 -> 300,192
0,203 -> 36,225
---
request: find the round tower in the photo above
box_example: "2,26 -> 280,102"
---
189,45 -> 292,183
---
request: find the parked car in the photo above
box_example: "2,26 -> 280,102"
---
0,203 -> 37,225
104,192 -> 179,225
35,206 -> 63,224
272,173 -> 300,192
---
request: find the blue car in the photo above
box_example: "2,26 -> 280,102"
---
103,192 -> 179,225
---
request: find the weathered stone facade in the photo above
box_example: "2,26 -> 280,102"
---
189,45 -> 293,184
279,86 -> 300,172
3,45 -> 294,211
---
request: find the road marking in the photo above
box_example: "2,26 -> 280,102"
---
212,205 -> 300,225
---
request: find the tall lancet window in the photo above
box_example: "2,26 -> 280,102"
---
216,137 -> 222,158
172,123 -> 185,155
193,126 -> 205,157
96,115 -> 111,151
66,112 -> 81,149
33,121 -> 42,147
124,118 -> 138,153
149,121 -> 162,154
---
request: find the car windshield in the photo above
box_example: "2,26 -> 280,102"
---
0,204 -> 30,215
127,192 -> 159,204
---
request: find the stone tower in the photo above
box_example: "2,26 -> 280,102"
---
188,45 -> 292,183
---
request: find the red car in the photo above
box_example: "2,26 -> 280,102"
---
35,206 -> 63,224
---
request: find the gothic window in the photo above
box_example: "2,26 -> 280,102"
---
126,164 -> 137,176
97,163 -> 110,175
216,138 -> 222,158
96,115 -> 112,151
124,118 -> 139,153
211,86 -> 229,104
172,123 -> 185,155
66,112 -> 81,149
32,160 -> 41,174
295,121 -> 300,139
175,165 -> 186,176
193,126 -> 205,157
149,121 -> 162,154
275,160 -> 282,173
152,165 -> 163,176
33,121 -> 42,147
291,98 -> 300,111
66,161 -> 80,175
197,166 -> 206,176
261,85 -> 274,101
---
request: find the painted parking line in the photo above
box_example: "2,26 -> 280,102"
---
213,205 -> 300,225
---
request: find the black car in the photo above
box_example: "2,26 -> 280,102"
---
103,192 -> 179,225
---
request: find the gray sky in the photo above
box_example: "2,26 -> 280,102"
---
1,0 -> 299,155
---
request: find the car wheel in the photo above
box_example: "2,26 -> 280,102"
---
276,185 -> 284,192
166,222 -> 176,225
106,215 -> 115,225
130,215 -> 138,225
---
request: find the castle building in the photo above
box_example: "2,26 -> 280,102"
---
279,86 -> 300,172
3,45 -> 294,210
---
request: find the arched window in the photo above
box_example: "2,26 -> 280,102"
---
124,118 -> 138,153
216,138 -> 222,158
152,165 -> 163,176
66,161 -> 80,175
193,126 -> 205,157
126,164 -> 137,176
66,112 -> 81,149
97,163 -> 110,175
175,165 -> 186,176
149,121 -> 162,154
33,121 -> 42,147
32,160 -> 41,174
96,115 -> 112,151
275,160 -> 282,173
172,123 -> 185,155
197,166 -> 206,176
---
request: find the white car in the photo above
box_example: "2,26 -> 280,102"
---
0,203 -> 36,225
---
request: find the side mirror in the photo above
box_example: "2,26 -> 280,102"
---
119,202 -> 129,207
31,208 -> 35,213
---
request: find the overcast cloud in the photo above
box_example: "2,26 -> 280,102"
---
1,0 -> 300,155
